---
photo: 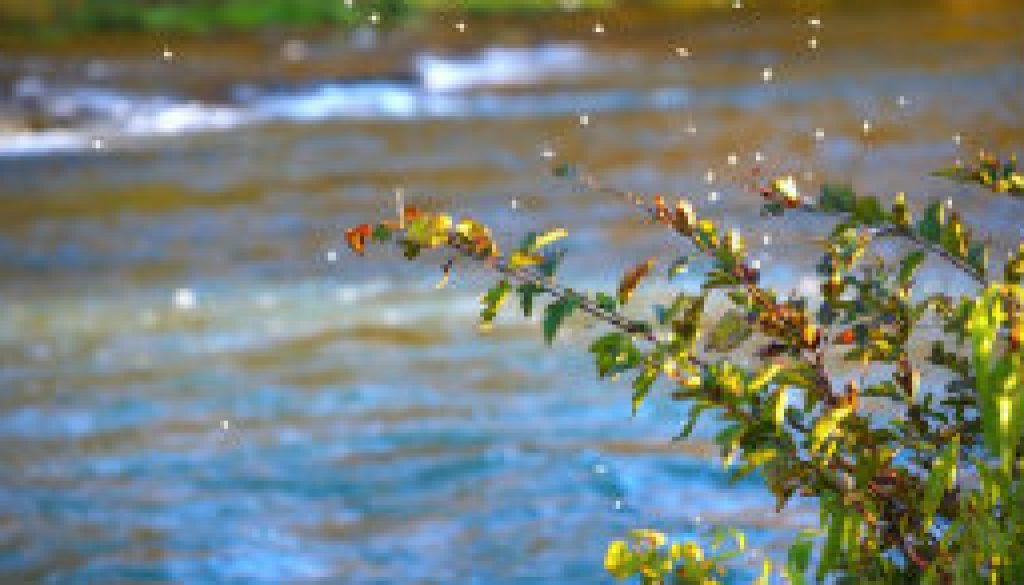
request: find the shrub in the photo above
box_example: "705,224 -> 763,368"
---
345,152 -> 1023,584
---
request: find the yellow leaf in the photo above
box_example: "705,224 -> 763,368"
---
670,543 -> 684,560
630,529 -> 666,548
812,406 -> 852,454
749,364 -> 783,392
604,540 -> 633,579
456,218 -> 482,238
532,227 -> 568,251
509,252 -> 542,267
682,542 -> 704,562
755,558 -> 773,585
774,387 -> 788,428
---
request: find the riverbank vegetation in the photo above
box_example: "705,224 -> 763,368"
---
344,152 -> 1024,583
2,0 -> 613,36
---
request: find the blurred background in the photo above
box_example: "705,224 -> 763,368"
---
1,1 -> 1022,583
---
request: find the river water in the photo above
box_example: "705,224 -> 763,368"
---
1,3 -> 1023,583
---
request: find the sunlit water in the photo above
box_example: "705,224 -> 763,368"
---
1,3 -> 1023,583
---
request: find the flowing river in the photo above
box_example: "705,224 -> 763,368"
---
1,2 -> 1022,583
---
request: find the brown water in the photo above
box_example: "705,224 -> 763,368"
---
1,3 -> 1023,583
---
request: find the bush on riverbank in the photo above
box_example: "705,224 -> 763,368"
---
344,153 -> 1024,583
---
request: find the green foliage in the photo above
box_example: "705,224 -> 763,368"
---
935,152 -> 1024,196
345,154 -> 1024,584
543,295 -> 578,344
1,0 -> 614,35
604,527 -> 743,584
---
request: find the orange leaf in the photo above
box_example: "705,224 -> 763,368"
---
618,258 -> 656,305
654,194 -> 668,220
344,224 -> 371,255
834,329 -> 856,345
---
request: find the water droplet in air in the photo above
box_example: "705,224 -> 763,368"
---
727,153 -> 738,166
686,123 -> 697,134
705,169 -> 715,184
221,420 -> 230,430
862,120 -> 871,134
511,199 -> 518,210
257,293 -> 277,309
708,191 -> 719,202
281,39 -> 307,62
455,22 -> 466,32
762,67 -> 774,82
751,259 -> 761,270
91,138 -> 104,150
732,0 -> 742,9
594,464 -> 608,474
898,95 -> 909,107
946,197 -> 954,209
808,37 -> 818,49
162,46 -> 174,61
809,17 -> 821,28
814,128 -> 825,141
953,133 -> 961,145
541,146 -> 555,159
173,288 -> 196,310
593,23 -> 605,34
369,12 -> 379,23
326,249 -> 338,263
754,151 -> 764,162
579,114 -> 590,126
763,233 -> 772,246
675,47 -> 691,57
614,499 -> 622,510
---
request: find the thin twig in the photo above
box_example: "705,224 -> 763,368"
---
870,225 -> 987,286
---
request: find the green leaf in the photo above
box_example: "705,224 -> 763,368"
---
667,256 -> 690,280
596,292 -> 617,313
481,280 -> 510,324
785,531 -> 815,585
714,424 -> 744,455
672,295 -> 707,347
853,195 -> 885,225
922,435 -> 959,529
401,240 -> 422,260
967,242 -> 987,275
818,497 -> 844,581
820,184 -> 856,213
371,224 -> 392,242
553,163 -> 576,178
518,231 -> 539,253
588,332 -> 641,378
917,201 -> 944,243
706,309 -> 753,352
676,404 -> 708,440
517,283 -> 543,318
632,367 -> 658,414
405,216 -> 432,245
543,295 -> 579,344
898,249 -> 926,285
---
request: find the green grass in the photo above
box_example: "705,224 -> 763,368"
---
0,0 -> 617,35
